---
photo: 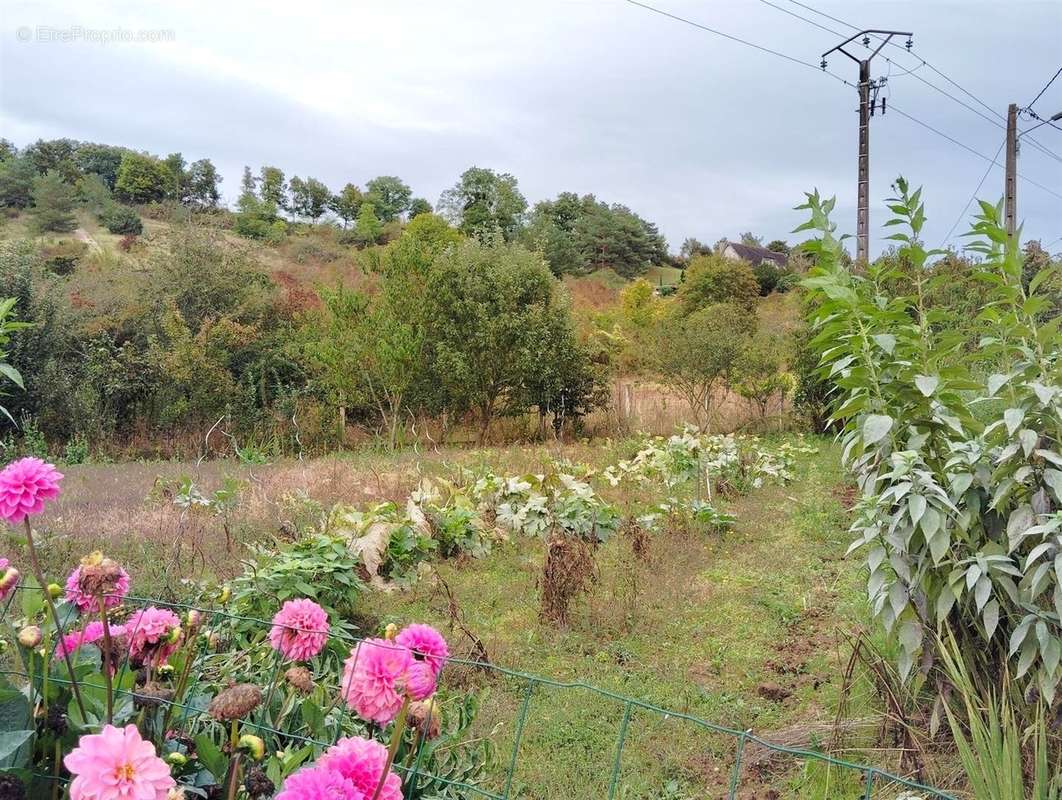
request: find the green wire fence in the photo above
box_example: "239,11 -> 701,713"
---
2,588 -> 955,799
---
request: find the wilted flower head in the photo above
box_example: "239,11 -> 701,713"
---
208,683 -> 263,721
340,638 -> 413,724
64,724 -> 175,800
0,457 -> 62,524
126,606 -> 181,664
66,553 -> 130,612
269,599 -> 329,661
409,697 -> 442,740
317,735 -> 402,800
285,665 -> 315,694
275,765 -> 361,800
395,623 -> 449,677
0,558 -> 19,603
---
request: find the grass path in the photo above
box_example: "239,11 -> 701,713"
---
365,444 -> 879,798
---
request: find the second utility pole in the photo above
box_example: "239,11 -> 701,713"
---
1004,102 -> 1018,240
823,29 -> 913,264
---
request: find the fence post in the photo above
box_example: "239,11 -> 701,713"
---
502,678 -> 535,800
606,701 -> 633,800
727,732 -> 747,799
864,768 -> 875,800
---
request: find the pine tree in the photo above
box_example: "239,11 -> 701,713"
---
29,171 -> 77,233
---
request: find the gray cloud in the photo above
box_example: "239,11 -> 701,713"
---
1,0 -> 1059,254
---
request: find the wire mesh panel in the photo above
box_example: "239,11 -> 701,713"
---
0,587 -> 956,799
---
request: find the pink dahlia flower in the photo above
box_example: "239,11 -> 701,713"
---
395,623 -> 449,677
65,564 -> 131,612
64,723 -> 175,800
318,736 -> 402,800
340,638 -> 413,724
0,457 -> 62,524
0,558 -> 19,603
269,598 -> 330,661
56,620 -> 127,659
126,606 -> 181,664
276,765 -> 363,800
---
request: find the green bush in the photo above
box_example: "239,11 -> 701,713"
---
98,202 -> 142,234
678,254 -> 759,313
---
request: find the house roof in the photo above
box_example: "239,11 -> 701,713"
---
724,241 -> 787,267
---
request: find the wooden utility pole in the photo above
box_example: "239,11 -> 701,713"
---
1004,102 -> 1018,240
823,29 -> 913,265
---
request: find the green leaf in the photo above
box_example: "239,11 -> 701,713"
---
0,730 -> 34,768
1004,407 -> 1025,436
1044,469 -> 1062,503
863,414 -> 893,446
914,375 -> 939,397
194,734 -> 228,782
987,373 -> 1011,396
872,334 -> 896,354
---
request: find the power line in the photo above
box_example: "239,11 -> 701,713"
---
889,104 -> 1062,201
783,0 -> 1062,164
939,137 -> 1006,247
620,0 -> 1062,218
1027,67 -> 1062,114
621,0 -> 827,74
755,0 -> 844,38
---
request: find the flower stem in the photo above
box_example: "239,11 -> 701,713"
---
98,596 -> 113,724
371,697 -> 410,800
23,519 -> 85,720
224,720 -> 242,800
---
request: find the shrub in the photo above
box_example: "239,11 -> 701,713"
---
800,178 -> 1062,704
39,240 -> 88,276
98,202 -> 143,234
678,254 -> 759,313
651,303 -> 754,426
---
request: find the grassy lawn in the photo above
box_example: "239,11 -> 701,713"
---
645,264 -> 682,289
351,441 -> 888,798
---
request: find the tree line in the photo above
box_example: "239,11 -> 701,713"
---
1,138 -> 674,279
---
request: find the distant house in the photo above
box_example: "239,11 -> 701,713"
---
720,240 -> 787,268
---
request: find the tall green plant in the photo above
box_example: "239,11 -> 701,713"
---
799,179 -> 1062,704
938,632 -> 1060,799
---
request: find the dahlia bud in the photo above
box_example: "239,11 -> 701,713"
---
17,626 -> 41,648
0,566 -> 20,595
384,622 -> 398,641
238,734 -> 266,761
208,683 -> 263,721
156,664 -> 176,681
217,585 -> 231,604
207,631 -> 221,650
166,626 -> 183,645
185,609 -> 202,630
46,583 -> 62,599
164,752 -> 187,767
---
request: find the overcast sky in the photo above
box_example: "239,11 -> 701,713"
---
2,0 -> 1060,256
